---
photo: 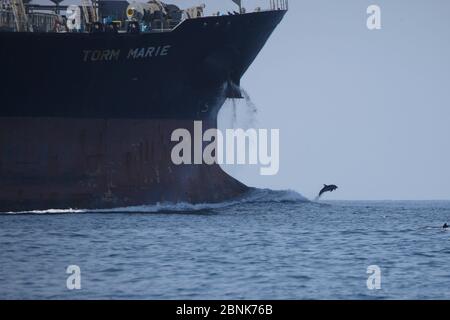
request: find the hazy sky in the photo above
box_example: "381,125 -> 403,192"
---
218,0 -> 450,200
36,0 -> 450,200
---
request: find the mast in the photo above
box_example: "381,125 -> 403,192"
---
9,0 -> 32,31
81,0 -> 97,24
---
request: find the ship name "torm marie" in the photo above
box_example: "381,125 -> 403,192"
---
82,45 -> 172,62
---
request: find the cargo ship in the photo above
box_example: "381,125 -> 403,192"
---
0,0 -> 287,212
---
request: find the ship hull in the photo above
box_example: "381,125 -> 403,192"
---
0,118 -> 248,211
0,11 -> 286,211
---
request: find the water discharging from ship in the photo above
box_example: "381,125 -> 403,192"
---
221,86 -> 259,130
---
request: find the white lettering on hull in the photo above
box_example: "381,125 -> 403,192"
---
82,45 -> 171,62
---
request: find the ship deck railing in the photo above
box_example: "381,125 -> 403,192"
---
269,0 -> 288,11
0,0 -> 288,34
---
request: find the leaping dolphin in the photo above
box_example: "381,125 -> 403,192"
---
318,184 -> 338,198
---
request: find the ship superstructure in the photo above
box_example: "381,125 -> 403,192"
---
1,0 -> 287,33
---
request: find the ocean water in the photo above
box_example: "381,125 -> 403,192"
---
1,189 -> 449,300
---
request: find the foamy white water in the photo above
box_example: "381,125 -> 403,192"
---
2,189 -> 308,215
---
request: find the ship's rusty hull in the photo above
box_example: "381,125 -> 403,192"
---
0,118 -> 247,211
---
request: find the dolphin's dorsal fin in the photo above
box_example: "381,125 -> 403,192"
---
324,184 -> 327,187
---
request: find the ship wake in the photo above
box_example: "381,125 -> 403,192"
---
1,189 -> 308,215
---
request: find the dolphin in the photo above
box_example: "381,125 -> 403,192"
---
444,223 -> 449,229
318,184 -> 338,198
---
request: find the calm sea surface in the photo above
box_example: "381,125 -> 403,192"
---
1,189 -> 449,299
